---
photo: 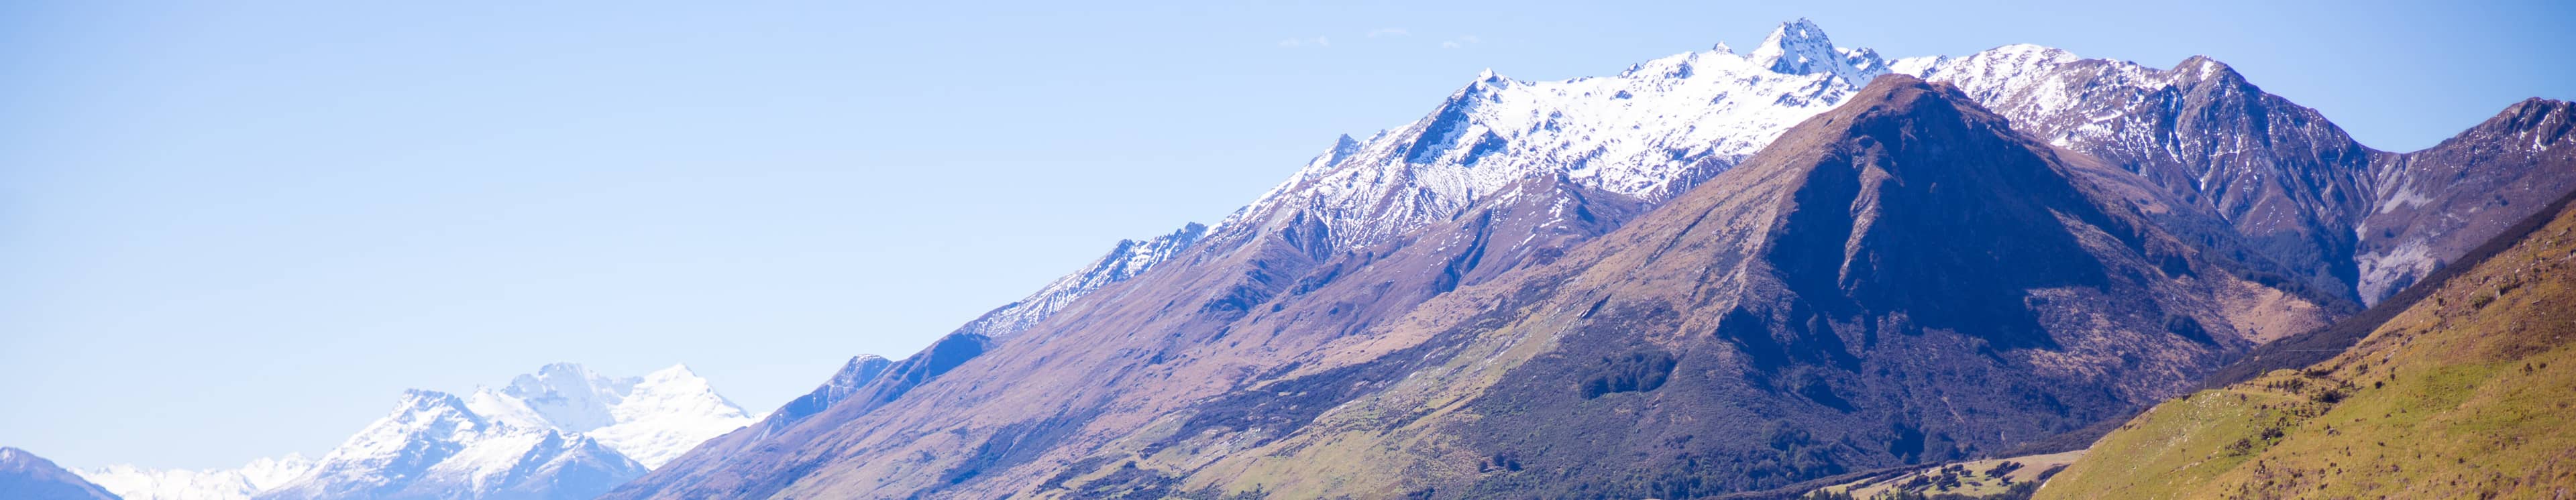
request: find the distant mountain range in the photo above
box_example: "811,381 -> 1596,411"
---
82,455 -> 310,500
78,364 -> 757,500
602,19 -> 2573,499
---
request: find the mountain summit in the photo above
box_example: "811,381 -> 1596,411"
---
1748,18 -> 1888,84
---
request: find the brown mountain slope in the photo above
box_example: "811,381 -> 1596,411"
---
604,164 -> 1652,499
2036,188 -> 2576,499
1118,74 -> 2329,499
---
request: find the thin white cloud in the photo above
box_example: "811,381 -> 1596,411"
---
1441,41 -> 1460,49
1441,35 -> 1482,49
1367,28 -> 1410,38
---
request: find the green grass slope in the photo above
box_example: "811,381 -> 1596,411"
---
2035,192 -> 2576,499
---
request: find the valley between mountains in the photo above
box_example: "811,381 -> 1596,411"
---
15,18 -> 2571,500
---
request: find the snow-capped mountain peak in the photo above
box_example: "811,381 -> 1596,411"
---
1309,134 -> 1364,172
255,364 -> 748,499
258,387 -> 646,500
454,363 -> 755,469
1208,19 -> 1899,251
1747,18 -> 1885,84
257,389 -> 528,500
480,363 -> 635,432
588,365 -> 757,468
378,389 -> 489,442
324,390 -> 492,471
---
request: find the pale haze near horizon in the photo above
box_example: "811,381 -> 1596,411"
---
3,0 -> 2571,470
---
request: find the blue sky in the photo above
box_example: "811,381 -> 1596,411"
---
3,0 -> 2569,470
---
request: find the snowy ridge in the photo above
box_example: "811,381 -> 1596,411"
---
80,455 -> 313,500
1210,18 -> 1891,250
1747,18 -> 1890,84
1897,44 -> 2226,153
951,222 -> 1210,340
465,363 -> 635,433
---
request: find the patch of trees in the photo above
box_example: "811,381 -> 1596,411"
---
1578,349 -> 1678,399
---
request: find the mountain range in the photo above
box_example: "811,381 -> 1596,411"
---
78,364 -> 756,500
41,17 -> 2570,500
598,19 -> 2573,499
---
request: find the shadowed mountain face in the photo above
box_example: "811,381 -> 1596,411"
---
1,448 -> 122,500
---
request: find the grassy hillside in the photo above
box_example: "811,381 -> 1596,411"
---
2034,192 -> 2576,499
1799,450 -> 2078,500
